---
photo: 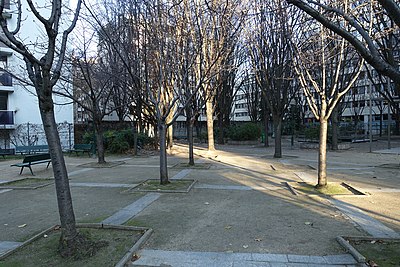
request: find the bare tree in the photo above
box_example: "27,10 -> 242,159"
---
288,0 -> 400,132
248,0 -> 298,158
293,1 -> 366,187
143,0 -> 220,184
0,0 -> 90,257
202,0 -> 245,151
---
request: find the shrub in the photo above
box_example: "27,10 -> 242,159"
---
228,123 -> 261,141
108,138 -> 130,153
82,128 -> 156,153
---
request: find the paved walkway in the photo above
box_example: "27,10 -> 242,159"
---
131,249 -> 358,267
1,141 -> 399,266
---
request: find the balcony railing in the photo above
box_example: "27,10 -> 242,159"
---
0,72 -> 12,86
0,110 -> 14,125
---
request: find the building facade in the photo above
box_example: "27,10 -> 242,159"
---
0,1 -> 74,150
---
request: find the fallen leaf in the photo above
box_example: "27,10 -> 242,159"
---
304,222 -> 313,226
204,202 -> 210,205
4,224 -> 8,226
370,240 -> 376,244
43,234 -> 48,238
254,238 -> 262,242
18,224 -> 27,228
367,259 -> 378,267
224,225 -> 232,230
243,245 -> 249,249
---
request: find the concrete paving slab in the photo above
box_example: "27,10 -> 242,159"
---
323,254 -> 357,264
194,184 -> 253,191
171,169 -> 192,180
0,241 -> 22,256
330,199 -> 400,238
70,182 -> 135,188
131,249 -> 356,267
102,193 -> 161,225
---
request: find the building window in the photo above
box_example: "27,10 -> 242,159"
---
0,92 -> 7,110
235,103 -> 248,109
235,112 -> 248,117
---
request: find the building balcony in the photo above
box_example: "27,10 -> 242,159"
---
0,110 -> 14,129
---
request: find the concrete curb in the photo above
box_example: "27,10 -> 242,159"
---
116,228 -> 153,267
0,223 -> 154,267
336,236 -> 366,263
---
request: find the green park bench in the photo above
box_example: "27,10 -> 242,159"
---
11,153 -> 52,175
0,148 -> 15,158
68,144 -> 93,157
15,145 -> 49,155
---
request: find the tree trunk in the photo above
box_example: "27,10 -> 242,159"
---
206,99 -> 215,151
188,119 -> 195,166
167,124 -> 173,149
318,118 -> 328,187
217,114 -> 225,145
273,116 -> 282,158
331,107 -> 339,150
94,119 -> 106,164
159,122 -> 169,184
38,86 -> 77,253
264,109 -> 269,147
133,121 -> 138,156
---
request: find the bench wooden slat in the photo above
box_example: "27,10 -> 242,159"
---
15,145 -> 49,155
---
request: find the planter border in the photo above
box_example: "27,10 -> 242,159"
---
0,178 -> 54,190
336,236 -> 400,263
0,223 -> 153,267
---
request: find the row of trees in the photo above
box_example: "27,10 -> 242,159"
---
1,0 -> 400,258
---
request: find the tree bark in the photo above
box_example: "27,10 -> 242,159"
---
206,99 -> 215,151
217,113 -> 225,145
331,106 -> 339,150
273,116 -> 282,158
188,119 -> 195,166
38,81 -> 77,249
159,122 -> 169,184
94,119 -> 106,164
133,121 -> 138,156
318,118 -> 328,187
264,108 -> 269,147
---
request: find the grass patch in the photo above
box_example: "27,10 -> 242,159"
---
124,219 -> 148,228
350,239 -> 400,267
0,226 -> 145,267
0,178 -> 53,189
173,163 -> 211,169
76,215 -> 110,224
134,179 -> 196,193
292,182 -> 354,195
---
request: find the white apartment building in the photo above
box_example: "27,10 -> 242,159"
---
0,1 -> 74,150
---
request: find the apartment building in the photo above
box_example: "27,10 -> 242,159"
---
0,1 -> 74,150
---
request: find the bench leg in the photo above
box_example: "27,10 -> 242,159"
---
46,162 -> 51,168
28,166 -> 34,176
19,166 -> 24,175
